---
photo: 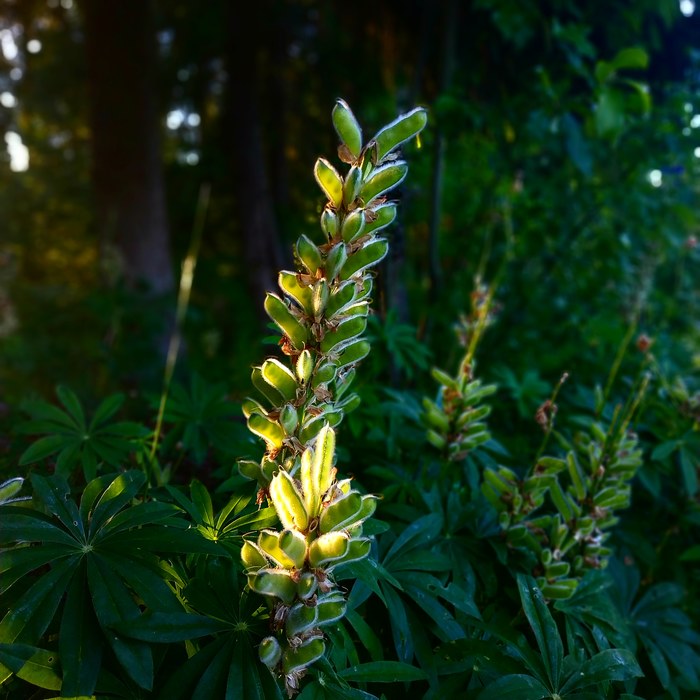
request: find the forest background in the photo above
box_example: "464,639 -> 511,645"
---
0,1 -> 699,699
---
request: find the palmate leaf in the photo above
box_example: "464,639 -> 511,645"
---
158,374 -> 247,463
517,574 -> 564,689
18,386 -> 149,480
0,471 -> 220,695
608,557 -> 700,696
149,559 -> 284,700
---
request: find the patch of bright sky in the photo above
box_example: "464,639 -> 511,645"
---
0,29 -> 18,61
649,169 -> 663,187
166,109 -> 201,130
695,147 -> 700,158
680,0 -> 695,17
690,114 -> 700,128
5,132 -> 29,172
27,39 -> 42,54
0,92 -> 16,108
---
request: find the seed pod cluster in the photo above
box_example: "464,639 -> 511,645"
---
422,365 -> 497,462
480,421 -> 643,600
239,99 -> 426,697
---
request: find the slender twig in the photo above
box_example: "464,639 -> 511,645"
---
150,183 -> 211,468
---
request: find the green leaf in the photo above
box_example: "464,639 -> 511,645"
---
19,434 -> 70,466
338,660 -> 427,683
0,509 -> 81,547
0,563 -> 75,645
559,649 -> 642,693
477,674 -> 550,700
517,574 -> 563,688
30,474 -> 84,540
88,471 -> 146,537
155,637 -> 228,700
0,643 -> 62,690
113,612 -> 231,642
87,556 -> 154,690
56,385 -> 87,429
89,393 -> 125,428
59,568 -> 103,696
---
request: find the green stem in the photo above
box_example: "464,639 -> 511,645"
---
150,183 -> 211,467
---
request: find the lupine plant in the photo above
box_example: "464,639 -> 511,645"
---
0,99 -> 428,700
237,98 -> 427,696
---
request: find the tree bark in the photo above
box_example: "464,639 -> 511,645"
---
223,2 -> 284,323
80,0 -> 174,298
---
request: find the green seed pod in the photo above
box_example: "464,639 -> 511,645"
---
320,316 -> 367,354
259,636 -> 283,669
325,280 -> 359,319
241,540 -> 269,571
285,602 -> 319,637
0,477 -> 24,503
426,429 -> 447,450
335,478 -> 353,495
320,207 -> 339,239
431,367 -> 459,390
295,349 -> 314,385
258,529 -> 299,569
336,340 -> 371,370
241,397 -> 267,419
319,491 -> 363,533
261,456 -> 278,482
333,537 -> 371,566
278,270 -> 314,314
264,293 -> 308,351
296,234 -> 323,275
593,488 -> 630,510
343,165 -> 363,206
360,162 -> 408,203
247,413 -> 286,451
340,208 -> 366,243
311,279 -> 330,319
540,579 -> 578,600
278,528 -> 308,569
325,242 -> 348,281
315,593 -> 347,626
549,480 -> 574,521
297,571 -> 318,600
422,398 -> 451,432
238,459 -> 261,482
247,568 -> 297,604
269,470 -> 309,532
251,367 -> 285,407
482,467 -> 516,495
363,202 -> 397,236
338,238 -> 389,280
544,561 -> 571,579
261,358 -> 298,402
369,106 -> 427,162
282,637 -> 326,674
309,531 -> 350,568
301,424 -> 336,518
332,99 -> 363,158
314,157 -> 344,208
336,393 -> 361,414
279,403 -> 299,435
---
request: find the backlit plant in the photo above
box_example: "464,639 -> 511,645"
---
237,98 -> 427,696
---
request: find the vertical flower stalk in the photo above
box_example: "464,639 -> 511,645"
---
238,99 -> 427,697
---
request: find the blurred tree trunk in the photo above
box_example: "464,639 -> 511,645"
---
222,2 -> 284,323
80,0 -> 174,298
